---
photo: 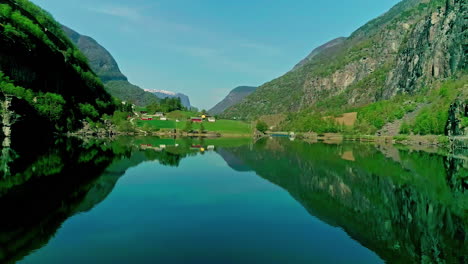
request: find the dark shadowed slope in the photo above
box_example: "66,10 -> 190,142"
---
209,86 -> 257,115
62,26 -> 160,106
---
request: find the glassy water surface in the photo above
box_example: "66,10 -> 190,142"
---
0,137 -> 466,263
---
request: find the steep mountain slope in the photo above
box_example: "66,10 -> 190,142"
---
292,37 -> 346,70
223,0 -> 466,120
209,86 -> 257,115
144,89 -> 191,108
62,26 -> 160,106
0,0 -> 114,139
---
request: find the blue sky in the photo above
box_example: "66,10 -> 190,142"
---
33,0 -> 401,109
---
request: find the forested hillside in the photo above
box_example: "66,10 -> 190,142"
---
0,0 -> 115,140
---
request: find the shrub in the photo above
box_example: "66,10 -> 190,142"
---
394,135 -> 409,142
256,121 -> 268,133
399,121 -> 411,134
79,103 -> 99,119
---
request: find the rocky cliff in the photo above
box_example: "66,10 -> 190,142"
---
209,86 -> 257,115
223,0 -> 466,120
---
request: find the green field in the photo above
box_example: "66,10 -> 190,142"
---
136,118 -> 253,135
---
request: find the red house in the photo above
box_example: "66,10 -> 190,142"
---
141,117 -> 153,121
191,117 -> 203,123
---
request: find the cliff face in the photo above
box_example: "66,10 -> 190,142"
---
209,86 -> 257,115
223,0 -> 466,120
383,0 -> 467,98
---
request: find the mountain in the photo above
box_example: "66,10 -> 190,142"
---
222,0 -> 467,127
144,89 -> 191,108
62,26 -> 160,106
0,0 -> 114,139
209,86 -> 257,115
292,37 -> 346,70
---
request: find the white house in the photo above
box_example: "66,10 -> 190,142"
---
208,117 -> 216,122
155,112 -> 164,117
160,117 -> 167,121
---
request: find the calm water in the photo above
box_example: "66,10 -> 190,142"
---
0,137 -> 466,263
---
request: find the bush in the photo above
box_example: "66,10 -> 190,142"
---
400,121 -> 411,134
256,121 -> 268,133
394,135 -> 409,142
183,121 -> 193,132
79,103 -> 99,119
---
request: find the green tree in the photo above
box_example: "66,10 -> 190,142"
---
256,121 -> 268,133
184,121 -> 193,132
79,103 -> 99,119
199,122 -> 205,134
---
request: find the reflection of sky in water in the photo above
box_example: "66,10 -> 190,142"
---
21,151 -> 382,264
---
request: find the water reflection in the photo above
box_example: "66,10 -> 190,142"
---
218,139 -> 467,263
0,136 -> 466,263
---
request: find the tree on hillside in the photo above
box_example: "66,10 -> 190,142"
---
256,121 -> 268,133
199,122 -> 205,134
184,121 -> 193,132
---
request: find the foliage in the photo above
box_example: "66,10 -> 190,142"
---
146,97 -> 184,114
105,81 -> 160,106
183,121 -> 193,132
0,1 -> 116,132
103,111 -> 134,132
408,78 -> 466,135
34,93 -> 66,121
1,72 -> 66,123
199,122 -> 205,133
399,121 -> 411,135
256,121 -> 268,133
281,112 -> 343,134
357,96 -> 418,131
79,103 -> 99,119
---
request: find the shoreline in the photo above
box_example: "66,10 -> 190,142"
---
290,132 -> 467,149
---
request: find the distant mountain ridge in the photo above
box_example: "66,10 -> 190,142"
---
209,86 -> 257,115
144,89 -> 191,108
63,26 -> 191,107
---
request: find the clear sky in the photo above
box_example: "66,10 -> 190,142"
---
33,0 -> 401,109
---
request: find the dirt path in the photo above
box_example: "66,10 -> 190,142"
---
377,104 -> 427,136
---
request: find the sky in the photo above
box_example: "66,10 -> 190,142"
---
33,0 -> 401,109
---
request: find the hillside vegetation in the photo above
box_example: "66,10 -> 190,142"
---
222,0 -> 467,137
0,0 -> 115,136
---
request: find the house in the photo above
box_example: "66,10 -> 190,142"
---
208,117 -> 216,122
160,117 -> 167,121
154,112 -> 164,117
191,117 -> 203,123
141,117 -> 153,121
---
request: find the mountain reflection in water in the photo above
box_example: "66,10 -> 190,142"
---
0,136 -> 466,264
